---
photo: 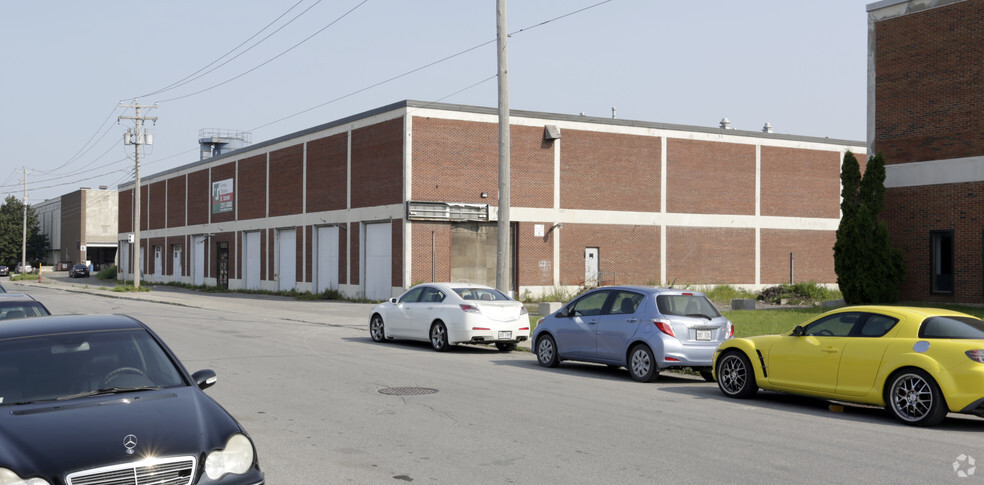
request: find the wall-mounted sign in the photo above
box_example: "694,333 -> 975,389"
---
212,178 -> 234,214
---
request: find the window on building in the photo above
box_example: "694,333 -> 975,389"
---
931,231 -> 953,294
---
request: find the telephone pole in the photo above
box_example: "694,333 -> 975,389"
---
21,168 -> 29,275
119,101 -> 157,289
495,0 -> 512,294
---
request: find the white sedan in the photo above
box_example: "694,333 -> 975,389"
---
369,283 -> 530,351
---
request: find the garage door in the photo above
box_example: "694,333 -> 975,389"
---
278,229 -> 296,292
243,231 -> 261,290
316,226 -> 339,293
365,223 -> 392,300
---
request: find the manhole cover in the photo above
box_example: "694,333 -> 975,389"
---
378,387 -> 438,396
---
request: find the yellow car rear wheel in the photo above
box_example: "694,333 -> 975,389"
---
885,369 -> 948,427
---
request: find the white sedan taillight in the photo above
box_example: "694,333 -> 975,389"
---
460,304 -> 480,313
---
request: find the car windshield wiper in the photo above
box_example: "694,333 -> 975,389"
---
56,386 -> 162,401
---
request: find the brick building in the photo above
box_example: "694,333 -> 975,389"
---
118,100 -> 862,299
868,0 -> 984,303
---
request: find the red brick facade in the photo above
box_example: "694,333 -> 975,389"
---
119,101 -> 855,297
874,0 -> 984,164
873,0 -> 984,303
667,139 -> 753,215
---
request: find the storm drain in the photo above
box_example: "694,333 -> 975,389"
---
378,387 -> 438,396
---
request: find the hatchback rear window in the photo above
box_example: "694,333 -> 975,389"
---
656,295 -> 721,319
918,316 -> 984,339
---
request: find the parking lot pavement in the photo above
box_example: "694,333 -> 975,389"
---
8,273 -> 538,352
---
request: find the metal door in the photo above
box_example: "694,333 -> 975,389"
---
278,229 -> 296,292
172,244 -> 183,281
585,247 -> 599,286
365,223 -> 392,300
243,231 -> 261,290
316,226 -> 339,293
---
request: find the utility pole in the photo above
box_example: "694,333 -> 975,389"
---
495,0 -> 511,295
21,168 -> 28,275
119,101 -> 157,289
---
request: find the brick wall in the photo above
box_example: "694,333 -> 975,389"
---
667,139 -> 754,215
411,222 -> 452,283
269,146 -> 304,217
875,0 -> 984,163
516,222 -> 557,287
411,118 -> 554,207
350,222 -> 360,285
760,229 -> 836,284
351,119 -> 403,208
666,227 -> 755,284
187,171 -> 209,226
559,224 -> 661,286
391,220 -> 403,288
561,130 -> 661,212
307,133 -> 348,212
237,156 -> 266,220
119,189 -> 132,233
884,182 -> 984,303
166,176 -> 186,228
761,147 -> 840,218
148,181 -> 167,230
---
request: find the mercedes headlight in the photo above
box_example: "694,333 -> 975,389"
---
204,434 -> 254,480
0,468 -> 49,485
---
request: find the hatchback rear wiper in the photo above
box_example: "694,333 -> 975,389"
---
57,386 -> 162,401
686,313 -> 712,320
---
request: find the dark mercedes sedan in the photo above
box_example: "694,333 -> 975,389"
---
68,264 -> 90,278
0,314 -> 264,484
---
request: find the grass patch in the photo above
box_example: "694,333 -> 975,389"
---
10,273 -> 37,281
109,284 -> 151,293
723,307 -> 825,337
703,284 -> 757,304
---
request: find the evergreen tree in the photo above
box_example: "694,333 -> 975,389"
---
834,152 -> 905,304
0,196 -> 48,267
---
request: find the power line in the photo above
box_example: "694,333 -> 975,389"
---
248,0 -> 613,132
134,0 -> 316,100
157,0 -> 369,104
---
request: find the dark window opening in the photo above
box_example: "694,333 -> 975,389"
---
931,231 -> 953,294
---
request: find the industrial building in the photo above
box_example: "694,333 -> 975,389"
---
35,187 -> 119,271
117,100 -> 863,299
868,0 -> 984,303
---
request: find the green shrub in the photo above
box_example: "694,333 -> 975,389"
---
95,265 -> 117,280
758,281 -> 841,305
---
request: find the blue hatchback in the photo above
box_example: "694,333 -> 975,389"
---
532,286 -> 733,382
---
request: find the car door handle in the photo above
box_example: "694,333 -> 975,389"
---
626,318 -> 638,323
822,347 -> 840,353
587,320 -> 598,325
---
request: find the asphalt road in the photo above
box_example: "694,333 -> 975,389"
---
6,275 -> 984,484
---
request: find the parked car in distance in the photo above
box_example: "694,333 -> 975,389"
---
533,286 -> 733,382
369,282 -> 530,351
0,265 -> 8,276
0,314 -> 265,483
69,263 -> 90,278
714,305 -> 984,427
0,293 -> 50,319
14,263 -> 33,274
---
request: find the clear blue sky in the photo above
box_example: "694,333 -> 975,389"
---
0,0 -> 871,203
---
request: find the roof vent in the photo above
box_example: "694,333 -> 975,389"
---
762,122 -> 773,133
720,117 -> 732,130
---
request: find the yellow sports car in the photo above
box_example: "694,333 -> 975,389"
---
713,306 -> 984,426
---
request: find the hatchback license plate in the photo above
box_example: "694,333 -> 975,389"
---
499,331 -> 512,339
696,329 -> 712,341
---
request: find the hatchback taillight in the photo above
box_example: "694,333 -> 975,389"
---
654,320 -> 675,337
460,304 -> 480,313
966,350 -> 984,363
